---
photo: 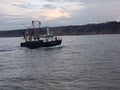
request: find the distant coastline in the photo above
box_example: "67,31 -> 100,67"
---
0,21 -> 120,37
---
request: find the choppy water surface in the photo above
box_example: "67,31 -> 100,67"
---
0,34 -> 120,90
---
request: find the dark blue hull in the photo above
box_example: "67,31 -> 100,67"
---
20,40 -> 62,49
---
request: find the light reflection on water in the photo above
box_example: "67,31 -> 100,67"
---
0,34 -> 120,90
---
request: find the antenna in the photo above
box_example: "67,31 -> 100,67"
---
21,23 -> 31,29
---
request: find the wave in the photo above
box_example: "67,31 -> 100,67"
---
0,46 -> 19,52
0,49 -> 12,52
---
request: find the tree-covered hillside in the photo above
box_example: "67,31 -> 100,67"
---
0,21 -> 120,37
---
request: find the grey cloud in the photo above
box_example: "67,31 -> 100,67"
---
13,3 -> 41,9
66,0 -> 120,24
43,4 -> 56,9
13,3 -> 29,9
41,0 -> 120,26
1,0 -> 120,30
41,0 -> 81,3
0,12 -> 32,30
13,2 -> 56,10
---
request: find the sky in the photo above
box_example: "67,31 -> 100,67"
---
0,0 -> 120,30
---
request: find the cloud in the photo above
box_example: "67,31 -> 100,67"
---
0,0 -> 120,30
13,3 -> 40,10
0,0 -> 30,15
40,0 -> 120,26
80,0 -> 120,23
43,4 -> 56,9
41,8 -> 70,19
0,0 -> 86,20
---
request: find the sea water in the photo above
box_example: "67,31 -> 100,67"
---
0,34 -> 120,90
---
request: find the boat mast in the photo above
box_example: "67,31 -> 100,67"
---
47,27 -> 50,36
32,21 -> 41,41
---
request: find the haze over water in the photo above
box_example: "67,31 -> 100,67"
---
0,34 -> 120,90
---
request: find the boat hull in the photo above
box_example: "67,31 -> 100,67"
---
20,40 -> 62,49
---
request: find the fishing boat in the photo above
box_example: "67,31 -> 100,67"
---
20,21 -> 62,49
